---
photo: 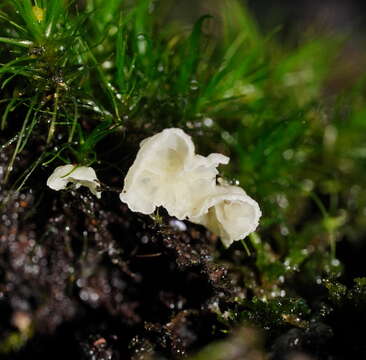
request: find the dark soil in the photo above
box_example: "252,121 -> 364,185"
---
1,134 -> 366,360
0,134 -> 240,359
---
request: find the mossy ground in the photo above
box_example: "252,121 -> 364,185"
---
1,0 -> 366,359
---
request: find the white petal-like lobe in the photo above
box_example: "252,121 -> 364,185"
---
47,165 -> 101,198
190,180 -> 261,247
120,128 -> 229,219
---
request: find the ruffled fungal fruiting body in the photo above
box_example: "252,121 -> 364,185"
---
120,128 -> 229,219
120,128 -> 261,247
47,165 -> 101,198
189,179 -> 262,248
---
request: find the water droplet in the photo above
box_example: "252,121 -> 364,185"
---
280,225 -> 289,236
203,117 -> 214,127
141,235 -> 149,244
102,60 -> 113,69
137,34 -> 147,54
80,290 -> 89,301
190,79 -> 199,91
169,220 -> 187,232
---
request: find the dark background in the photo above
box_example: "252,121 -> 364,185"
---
248,0 -> 366,31
172,0 -> 366,36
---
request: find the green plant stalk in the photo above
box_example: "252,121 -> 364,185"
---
46,86 -> 59,144
0,36 -> 33,47
4,101 -> 34,183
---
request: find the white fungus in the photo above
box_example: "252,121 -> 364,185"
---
120,128 -> 261,247
120,128 -> 229,219
47,164 -> 101,198
189,179 -> 261,248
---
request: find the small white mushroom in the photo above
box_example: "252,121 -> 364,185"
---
120,128 -> 229,219
189,179 -> 261,247
47,164 -> 101,198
